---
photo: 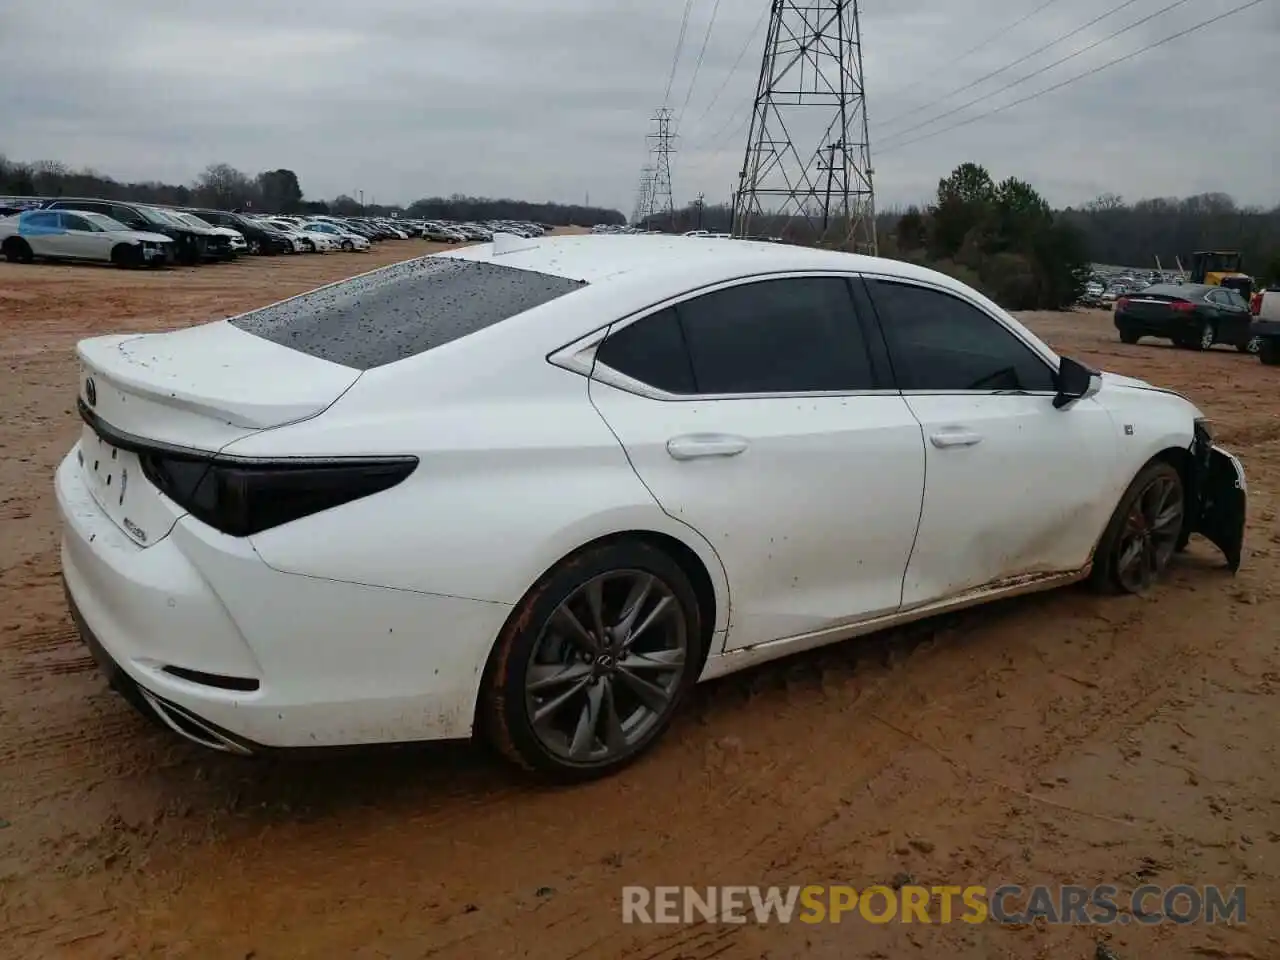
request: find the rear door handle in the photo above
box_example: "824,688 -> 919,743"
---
930,429 -> 983,449
667,433 -> 750,460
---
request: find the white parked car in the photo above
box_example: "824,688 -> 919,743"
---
0,208 -> 174,267
302,221 -> 369,251
262,218 -> 328,253
57,236 -> 1246,779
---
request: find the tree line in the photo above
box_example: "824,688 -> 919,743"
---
1059,193 -> 1280,284
660,165 -> 1279,309
0,155 -> 627,226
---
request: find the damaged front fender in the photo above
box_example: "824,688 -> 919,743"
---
1185,420 -> 1246,571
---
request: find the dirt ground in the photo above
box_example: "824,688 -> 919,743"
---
1,244 -> 1277,959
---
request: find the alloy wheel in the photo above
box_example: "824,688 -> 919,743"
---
1114,473 -> 1183,593
1245,335 -> 1262,354
524,570 -> 687,765
1200,323 -> 1215,350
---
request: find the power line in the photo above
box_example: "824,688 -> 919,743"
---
878,0 -> 1198,149
663,0 -> 698,106
885,0 -> 1068,102
689,5 -> 771,130
875,0 -> 1147,133
678,0 -> 724,125
879,0 -> 1271,156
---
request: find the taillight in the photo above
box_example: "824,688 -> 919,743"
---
1116,297 -> 1130,311
139,453 -> 418,537
1170,300 -> 1196,312
1251,293 -> 1263,315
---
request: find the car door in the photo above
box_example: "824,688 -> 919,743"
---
587,274 -> 926,652
18,210 -> 65,256
56,212 -> 112,261
861,276 -> 1119,608
1207,289 -> 1252,344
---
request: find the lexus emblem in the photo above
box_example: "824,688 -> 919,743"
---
85,377 -> 97,407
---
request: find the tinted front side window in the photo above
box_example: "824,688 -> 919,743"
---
596,308 -> 695,394
675,277 -> 873,393
867,280 -> 1056,392
230,257 -> 586,370
60,213 -> 92,231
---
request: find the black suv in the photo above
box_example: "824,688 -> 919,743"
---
179,208 -> 294,256
42,198 -> 226,265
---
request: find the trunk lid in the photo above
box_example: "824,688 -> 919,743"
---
1120,294 -> 1187,320
75,320 -> 361,546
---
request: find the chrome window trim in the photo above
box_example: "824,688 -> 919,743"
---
550,268 -> 1064,402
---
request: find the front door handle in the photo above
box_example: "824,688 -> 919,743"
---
667,433 -> 750,461
930,429 -> 983,449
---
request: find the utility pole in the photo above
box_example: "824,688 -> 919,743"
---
694,193 -> 705,230
820,140 -> 842,235
734,0 -> 877,253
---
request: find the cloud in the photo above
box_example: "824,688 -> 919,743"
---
0,0 -> 1275,213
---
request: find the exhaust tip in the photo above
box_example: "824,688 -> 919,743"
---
137,688 -> 254,755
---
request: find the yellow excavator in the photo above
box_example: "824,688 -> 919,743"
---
1188,251 -> 1255,298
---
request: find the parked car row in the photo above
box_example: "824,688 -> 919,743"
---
0,196 -> 553,269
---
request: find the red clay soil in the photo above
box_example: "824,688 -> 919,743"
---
1,246 -> 1276,958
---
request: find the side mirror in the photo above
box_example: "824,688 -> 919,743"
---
1053,356 -> 1102,410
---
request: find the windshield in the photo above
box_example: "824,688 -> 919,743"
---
177,212 -> 213,228
135,206 -> 179,227
81,212 -> 129,231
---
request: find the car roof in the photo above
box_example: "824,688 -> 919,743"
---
442,233 -> 956,290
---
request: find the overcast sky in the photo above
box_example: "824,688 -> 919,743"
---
1,0 -> 1276,214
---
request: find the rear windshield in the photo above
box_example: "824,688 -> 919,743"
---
229,257 -> 586,369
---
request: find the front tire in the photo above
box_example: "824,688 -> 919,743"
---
341,239 -> 354,251
480,541 -> 703,781
110,244 -> 142,269
1089,461 -> 1184,595
1238,336 -> 1261,355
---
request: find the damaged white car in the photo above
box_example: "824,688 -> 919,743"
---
57,235 -> 1246,779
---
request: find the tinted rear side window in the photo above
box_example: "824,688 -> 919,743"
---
596,307 -> 696,394
230,257 -> 586,369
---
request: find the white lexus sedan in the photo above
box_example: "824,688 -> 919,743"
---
57,234 -> 1246,779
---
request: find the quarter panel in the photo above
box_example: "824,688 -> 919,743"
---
235,368 -> 731,630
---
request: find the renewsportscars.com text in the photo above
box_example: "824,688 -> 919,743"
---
622,884 -> 1246,926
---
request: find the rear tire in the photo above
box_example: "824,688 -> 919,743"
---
480,540 -> 703,781
2,237 -> 34,263
1089,461 -> 1184,595
1194,321 -> 1216,351
1118,327 -> 1140,345
1259,338 -> 1280,366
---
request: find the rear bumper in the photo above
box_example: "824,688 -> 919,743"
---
55,449 -> 511,752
